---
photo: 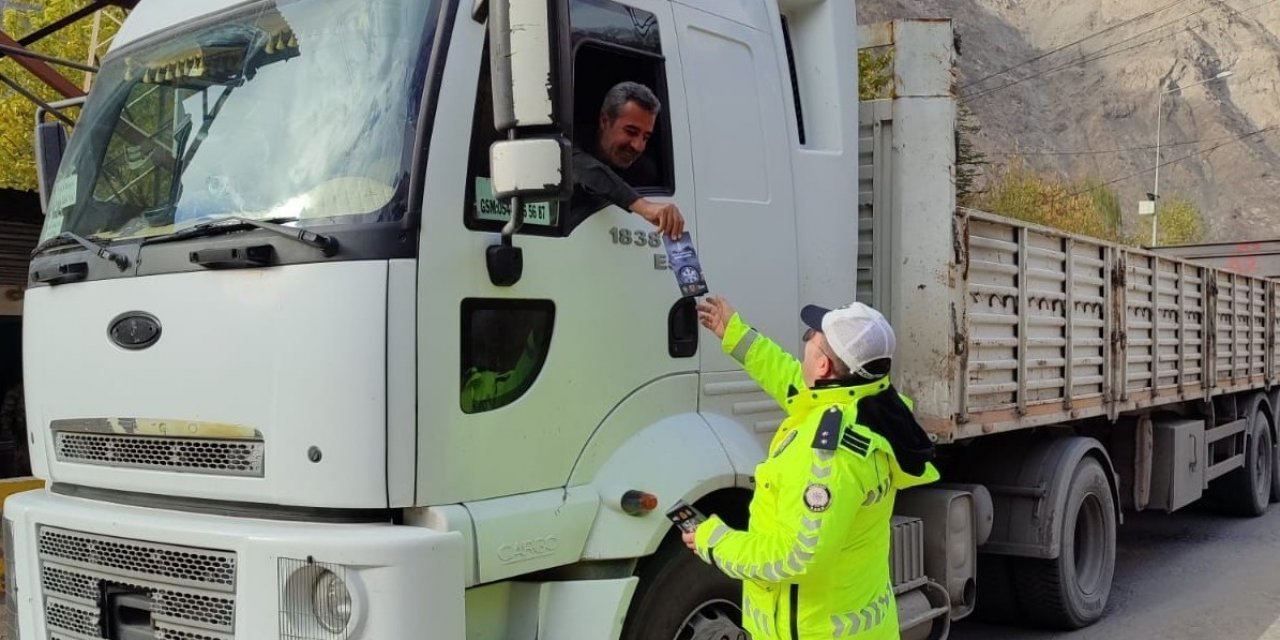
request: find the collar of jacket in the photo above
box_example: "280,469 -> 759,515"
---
784,376 -> 893,414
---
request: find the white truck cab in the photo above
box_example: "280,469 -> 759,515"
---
6,0 -> 967,638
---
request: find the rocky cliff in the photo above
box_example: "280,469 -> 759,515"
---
860,0 -> 1280,241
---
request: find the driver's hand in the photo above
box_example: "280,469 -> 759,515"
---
631,198 -> 685,239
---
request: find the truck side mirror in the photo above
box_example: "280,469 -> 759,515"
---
487,0 -> 571,132
485,0 -> 573,287
35,121 -> 68,215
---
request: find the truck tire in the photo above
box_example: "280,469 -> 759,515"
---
1014,456 -> 1116,629
619,537 -> 744,640
1212,403 -> 1273,517
1271,436 -> 1280,504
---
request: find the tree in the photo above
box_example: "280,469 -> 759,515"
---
858,48 -> 893,101
973,157 -> 1121,242
1153,195 -> 1206,246
0,1 -> 124,192
1082,177 -> 1123,239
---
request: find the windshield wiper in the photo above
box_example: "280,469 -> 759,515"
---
143,216 -> 339,256
31,232 -> 130,270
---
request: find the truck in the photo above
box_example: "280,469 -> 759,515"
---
6,0 -> 1280,638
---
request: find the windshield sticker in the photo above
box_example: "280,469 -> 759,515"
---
47,172 -> 77,214
474,177 -> 555,226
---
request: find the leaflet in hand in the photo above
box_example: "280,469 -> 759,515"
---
663,232 -> 709,298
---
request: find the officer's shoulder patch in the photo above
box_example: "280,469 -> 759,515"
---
812,407 -> 844,451
840,425 -> 873,458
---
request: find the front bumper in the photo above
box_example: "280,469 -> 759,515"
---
4,489 -> 464,639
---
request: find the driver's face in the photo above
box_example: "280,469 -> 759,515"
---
597,100 -> 656,169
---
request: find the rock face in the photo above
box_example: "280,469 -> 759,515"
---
860,0 -> 1280,241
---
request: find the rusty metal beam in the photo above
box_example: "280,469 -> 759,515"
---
0,43 -> 98,73
0,31 -> 84,98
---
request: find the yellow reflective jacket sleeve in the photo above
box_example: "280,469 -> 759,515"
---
721,313 -> 806,413
694,445 -> 862,583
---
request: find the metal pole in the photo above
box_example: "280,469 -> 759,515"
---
1153,92 -> 1163,246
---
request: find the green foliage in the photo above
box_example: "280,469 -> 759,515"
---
1082,177 -> 1123,238
976,157 -> 1206,246
0,1 -> 124,192
974,158 -> 1122,242
1154,195 -> 1206,246
858,48 -> 893,101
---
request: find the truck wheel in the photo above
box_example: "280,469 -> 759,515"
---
1014,456 -> 1116,629
1271,435 -> 1280,504
1213,404 -> 1273,517
619,538 -> 744,640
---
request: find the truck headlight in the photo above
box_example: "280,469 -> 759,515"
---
281,559 -> 358,638
312,569 -> 352,633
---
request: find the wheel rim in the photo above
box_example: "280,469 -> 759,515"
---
674,598 -> 745,640
1073,493 -> 1106,595
1255,429 -> 1272,505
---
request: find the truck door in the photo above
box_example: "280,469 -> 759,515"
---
415,0 -> 700,505
674,4 -> 800,447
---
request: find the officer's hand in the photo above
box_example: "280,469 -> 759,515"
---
631,198 -> 685,240
682,529 -> 698,551
698,296 -> 735,339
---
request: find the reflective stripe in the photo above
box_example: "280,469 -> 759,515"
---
810,463 -> 833,479
830,592 -> 894,637
705,524 -> 730,548
831,613 -> 862,637
731,330 -> 759,364
786,552 -> 806,574
763,562 -> 781,581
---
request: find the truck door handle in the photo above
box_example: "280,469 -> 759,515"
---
668,297 -> 698,358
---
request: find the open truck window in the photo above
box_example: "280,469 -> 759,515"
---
464,0 -> 673,236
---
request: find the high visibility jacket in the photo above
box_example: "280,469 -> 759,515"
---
695,314 -> 940,639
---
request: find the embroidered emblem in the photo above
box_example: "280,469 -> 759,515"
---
804,484 -> 832,512
773,430 -> 798,457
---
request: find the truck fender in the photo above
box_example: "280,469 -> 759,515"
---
973,436 -> 1121,559
578,413 -> 757,561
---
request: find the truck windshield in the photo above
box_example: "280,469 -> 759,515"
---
40,0 -> 440,244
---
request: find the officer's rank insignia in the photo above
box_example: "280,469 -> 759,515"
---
804,484 -> 831,512
773,430 -> 797,457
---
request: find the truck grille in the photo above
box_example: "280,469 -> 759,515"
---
54,432 -> 265,477
38,526 -> 237,638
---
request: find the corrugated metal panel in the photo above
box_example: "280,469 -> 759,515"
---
857,100 -> 893,314
963,217 -> 1111,415
1122,252 -> 1209,400
890,515 -> 924,591
0,219 -> 39,287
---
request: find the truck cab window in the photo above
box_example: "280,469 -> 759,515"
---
464,0 -> 673,236
460,299 -> 555,414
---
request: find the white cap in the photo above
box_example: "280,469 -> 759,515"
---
801,302 -> 896,378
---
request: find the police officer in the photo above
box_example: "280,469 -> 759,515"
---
688,295 -> 940,640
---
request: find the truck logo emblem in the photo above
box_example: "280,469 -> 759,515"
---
108,312 -> 162,350
497,536 -> 560,564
